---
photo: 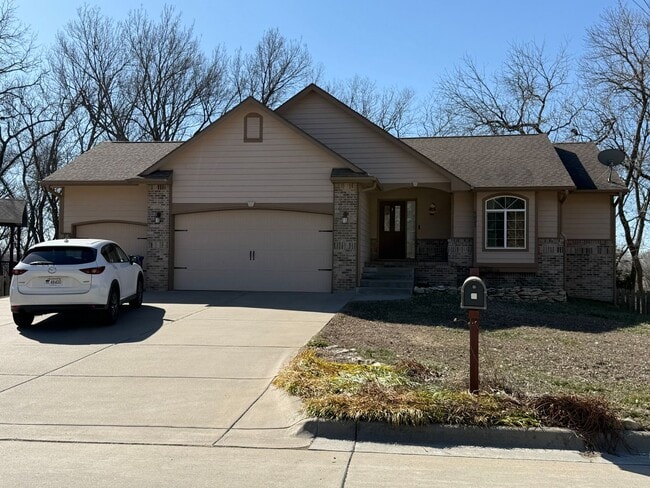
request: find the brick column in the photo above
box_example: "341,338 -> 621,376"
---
333,182 -> 358,291
448,237 -> 473,285
537,238 -> 565,291
146,183 -> 171,291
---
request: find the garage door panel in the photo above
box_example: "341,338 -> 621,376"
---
174,210 -> 332,292
76,222 -> 147,257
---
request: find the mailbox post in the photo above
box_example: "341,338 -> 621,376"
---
460,276 -> 487,394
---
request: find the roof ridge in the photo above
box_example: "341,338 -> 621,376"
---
108,140 -> 184,144
401,133 -> 546,141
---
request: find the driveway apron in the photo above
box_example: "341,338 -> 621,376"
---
0,291 -> 351,446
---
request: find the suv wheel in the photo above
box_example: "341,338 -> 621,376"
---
13,312 -> 34,328
102,286 -> 120,325
129,276 -> 143,308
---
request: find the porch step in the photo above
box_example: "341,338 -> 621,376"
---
362,266 -> 415,280
357,264 -> 414,296
356,287 -> 413,297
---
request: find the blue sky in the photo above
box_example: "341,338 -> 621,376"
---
17,0 -> 618,97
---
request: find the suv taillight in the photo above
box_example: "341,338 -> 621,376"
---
80,266 -> 105,275
11,269 -> 27,276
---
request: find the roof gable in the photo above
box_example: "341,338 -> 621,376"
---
277,84 -> 469,190
144,96 -> 361,175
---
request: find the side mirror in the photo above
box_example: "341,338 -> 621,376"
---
130,255 -> 144,266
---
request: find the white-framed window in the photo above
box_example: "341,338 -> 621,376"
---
485,195 -> 526,249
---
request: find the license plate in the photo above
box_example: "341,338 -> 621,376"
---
45,278 -> 62,286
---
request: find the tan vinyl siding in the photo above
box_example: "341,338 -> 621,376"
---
163,111 -> 346,204
359,189 -> 370,268
537,191 -> 559,238
476,191 -> 536,265
282,93 -> 449,185
63,185 -> 147,234
452,192 -> 474,238
562,193 -> 612,239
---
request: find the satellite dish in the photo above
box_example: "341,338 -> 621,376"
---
597,148 -> 625,184
598,148 -> 625,166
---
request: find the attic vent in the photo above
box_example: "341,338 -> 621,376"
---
244,112 -> 263,142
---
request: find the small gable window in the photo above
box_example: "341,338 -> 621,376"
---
244,112 -> 263,142
485,196 -> 526,249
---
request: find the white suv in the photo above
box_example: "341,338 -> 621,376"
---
9,239 -> 144,327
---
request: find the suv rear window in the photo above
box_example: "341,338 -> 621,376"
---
22,246 -> 97,265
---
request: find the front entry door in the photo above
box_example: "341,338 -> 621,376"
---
379,201 -> 406,259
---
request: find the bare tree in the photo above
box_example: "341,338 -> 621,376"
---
582,1 -> 650,292
428,42 -> 581,139
0,1 -> 69,257
327,76 -> 416,136
125,6 -> 231,140
51,5 -> 133,142
51,4 -> 231,142
231,28 -> 319,107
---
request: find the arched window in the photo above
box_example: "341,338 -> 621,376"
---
485,196 -> 526,249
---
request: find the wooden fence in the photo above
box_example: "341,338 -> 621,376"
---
617,289 -> 650,314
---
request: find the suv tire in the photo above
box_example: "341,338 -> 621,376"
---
13,312 -> 34,328
102,286 -> 120,325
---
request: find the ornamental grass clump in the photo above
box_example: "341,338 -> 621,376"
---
274,349 -> 539,428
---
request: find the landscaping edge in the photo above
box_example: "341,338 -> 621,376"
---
296,419 -> 650,455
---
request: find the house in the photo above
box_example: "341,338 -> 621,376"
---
42,84 -> 624,302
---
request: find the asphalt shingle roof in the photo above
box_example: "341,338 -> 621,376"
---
554,142 -> 625,191
402,134 -> 576,189
43,141 -> 182,184
0,199 -> 26,226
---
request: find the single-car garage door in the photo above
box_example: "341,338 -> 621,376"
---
76,222 -> 147,256
174,210 -> 332,292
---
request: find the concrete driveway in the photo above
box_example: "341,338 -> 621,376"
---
0,291 -> 351,447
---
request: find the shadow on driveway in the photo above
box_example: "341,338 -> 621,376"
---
145,290 -> 353,314
17,305 -> 165,345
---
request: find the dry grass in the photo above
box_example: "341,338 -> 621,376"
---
316,294 -> 650,428
273,294 -> 650,452
274,349 -> 625,451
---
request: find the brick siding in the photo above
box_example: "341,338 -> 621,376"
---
332,182 -> 358,291
565,239 -> 614,301
145,184 -> 171,291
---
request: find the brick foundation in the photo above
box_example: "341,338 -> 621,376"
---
565,239 -> 614,301
145,184 -> 171,291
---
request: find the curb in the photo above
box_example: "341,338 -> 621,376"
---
298,419 -> 650,454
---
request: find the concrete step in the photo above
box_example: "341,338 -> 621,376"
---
362,268 -> 415,279
360,278 -> 414,288
356,286 -> 413,296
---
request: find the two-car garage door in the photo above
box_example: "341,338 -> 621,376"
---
173,210 -> 333,292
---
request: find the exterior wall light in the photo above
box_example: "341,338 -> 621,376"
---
342,211 -> 349,224
154,211 -> 161,224
428,203 -> 437,216
247,201 -> 255,208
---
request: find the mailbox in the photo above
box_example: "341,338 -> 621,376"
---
460,276 -> 487,310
